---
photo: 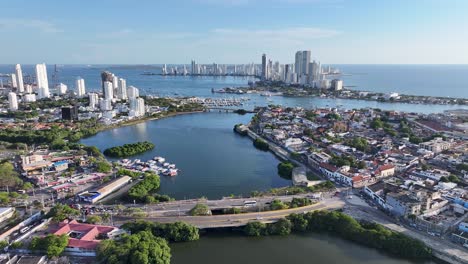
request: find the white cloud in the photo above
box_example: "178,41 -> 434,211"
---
211,27 -> 340,41
0,18 -> 62,33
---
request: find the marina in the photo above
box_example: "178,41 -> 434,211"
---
117,156 -> 179,177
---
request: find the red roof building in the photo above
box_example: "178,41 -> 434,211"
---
50,220 -> 123,250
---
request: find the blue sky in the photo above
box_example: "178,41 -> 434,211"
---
1,0 -> 467,64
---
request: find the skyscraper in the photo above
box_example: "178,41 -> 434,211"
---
57,83 -> 67,95
130,97 -> 145,117
103,81 -> 114,100
101,71 -> 114,95
127,86 -> 139,99
11,74 -> 17,88
118,78 -> 127,100
294,50 -> 311,77
25,84 -> 33,94
89,93 -> 99,109
15,64 -> 24,93
35,63 -> 50,99
112,74 -> 119,95
8,92 -> 18,111
261,54 -> 268,80
76,77 -> 86,97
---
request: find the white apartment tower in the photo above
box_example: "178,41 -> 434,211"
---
89,93 -> 99,109
76,77 -> 86,97
103,81 -> 114,100
57,83 -> 67,95
294,50 -> 311,77
15,64 -> 24,93
118,78 -> 127,100
8,92 -> 18,111
11,74 -> 17,88
127,86 -> 139,99
35,63 -> 50,99
130,97 -> 145,117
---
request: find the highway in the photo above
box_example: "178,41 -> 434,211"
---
112,197 -> 344,228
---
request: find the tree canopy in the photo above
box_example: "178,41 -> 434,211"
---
104,141 -> 155,158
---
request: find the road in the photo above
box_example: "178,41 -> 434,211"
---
112,198 -> 344,229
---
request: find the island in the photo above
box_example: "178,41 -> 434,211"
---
103,141 -> 155,157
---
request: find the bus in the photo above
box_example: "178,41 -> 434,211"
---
244,200 -> 257,206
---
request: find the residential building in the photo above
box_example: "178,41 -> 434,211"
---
103,81 -> 113,100
61,105 -> 78,121
35,63 -> 50,99
127,86 -> 139,99
419,137 -> 453,153
89,93 -> 99,109
15,64 -> 24,93
57,83 -> 67,95
76,77 -> 86,97
129,97 -> 145,117
386,192 -> 422,217
117,78 -> 127,100
8,92 -> 18,111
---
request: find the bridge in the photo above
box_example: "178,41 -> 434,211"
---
112,198 -> 344,229
205,108 -> 256,113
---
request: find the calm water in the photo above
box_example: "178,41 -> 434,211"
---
1,64 -> 467,113
81,112 -> 290,199
171,233 -> 436,264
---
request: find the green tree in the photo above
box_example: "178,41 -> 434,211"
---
267,218 -> 292,236
46,204 -> 80,222
277,162 -> 294,178
86,215 -> 103,224
189,203 -> 212,216
95,161 -> 112,173
244,221 -> 267,237
30,234 -> 69,258
269,199 -> 288,210
96,231 -> 171,264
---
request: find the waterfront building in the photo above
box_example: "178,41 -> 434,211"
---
112,74 -> 119,94
332,79 -> 343,91
319,79 -> 331,89
35,63 -> 50,99
76,77 -> 86,97
25,84 -> 33,94
261,54 -> 268,80
8,92 -> 18,111
10,73 -> 17,88
89,93 -> 99,109
99,98 -> 112,111
308,60 -> 321,85
57,83 -> 67,95
191,60 -> 196,75
295,50 -> 311,77
101,71 -> 114,95
129,97 -> 145,117
15,64 -> 24,93
419,137 -> 454,153
162,64 -> 167,75
24,93 -> 36,102
127,85 -> 139,99
103,81 -> 114,100
118,78 -> 127,100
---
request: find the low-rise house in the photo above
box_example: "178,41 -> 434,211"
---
386,191 -> 422,217
374,164 -> 395,178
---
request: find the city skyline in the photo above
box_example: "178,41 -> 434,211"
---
1,0 -> 467,64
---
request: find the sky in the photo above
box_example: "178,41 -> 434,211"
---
1,0 -> 467,64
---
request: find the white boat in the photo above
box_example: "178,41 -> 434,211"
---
154,156 -> 165,163
168,164 -> 176,169
163,162 -> 170,167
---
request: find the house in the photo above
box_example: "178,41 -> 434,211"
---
386,192 -> 422,217
364,181 -> 387,209
50,220 -> 126,252
374,164 -> 395,177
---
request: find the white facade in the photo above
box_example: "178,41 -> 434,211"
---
8,92 -> 18,111
129,97 -> 145,117
99,98 -> 112,111
332,79 -> 343,91
25,84 -> 33,94
295,50 -> 311,77
76,77 -> 86,97
89,93 -> 99,109
24,94 -> 36,102
35,63 -> 50,99
118,78 -> 127,100
15,64 -> 24,93
103,81 -> 114,100
57,83 -> 68,95
127,86 -> 139,99
11,73 -> 17,88
112,75 -> 119,94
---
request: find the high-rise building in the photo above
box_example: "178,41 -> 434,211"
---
129,97 -> 145,117
57,83 -> 67,95
99,98 -> 112,111
8,92 -> 18,111
101,71 -> 114,95
25,84 -> 33,94
331,79 -> 343,91
261,54 -> 268,80
112,75 -> 119,95
294,50 -> 311,77
76,77 -> 86,97
11,74 -> 17,88
162,64 -> 167,75
127,86 -> 139,99
61,105 -> 78,120
103,81 -> 114,100
308,60 -> 321,85
15,64 -> 24,93
118,78 -> 127,100
35,63 -> 50,99
89,93 -> 99,109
